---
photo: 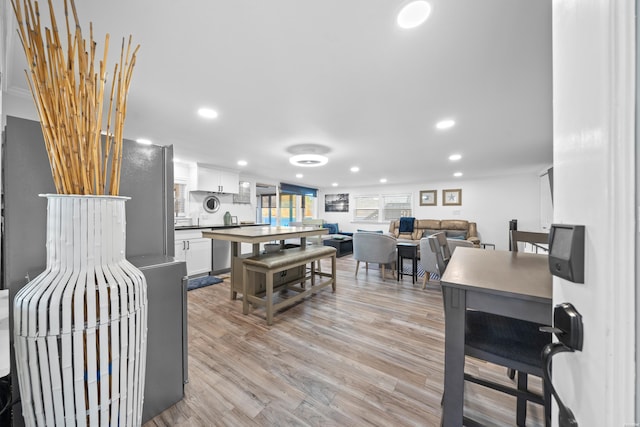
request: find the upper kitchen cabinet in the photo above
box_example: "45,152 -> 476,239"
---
195,163 -> 239,193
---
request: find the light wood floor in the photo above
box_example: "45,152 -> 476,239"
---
144,255 -> 545,427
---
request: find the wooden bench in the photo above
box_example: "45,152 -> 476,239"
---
242,246 -> 337,325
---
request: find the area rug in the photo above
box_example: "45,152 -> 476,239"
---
400,263 -> 440,281
187,275 -> 223,291
367,262 -> 440,281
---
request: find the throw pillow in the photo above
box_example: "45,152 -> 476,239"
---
446,230 -> 468,239
325,223 -> 339,235
422,229 -> 441,238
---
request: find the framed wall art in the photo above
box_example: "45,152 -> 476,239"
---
325,193 -> 349,212
442,188 -> 462,206
419,190 -> 437,206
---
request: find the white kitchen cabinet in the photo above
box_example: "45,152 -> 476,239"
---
195,164 -> 239,193
175,229 -> 212,276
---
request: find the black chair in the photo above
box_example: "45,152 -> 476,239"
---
432,233 -> 551,426
507,230 -> 550,382
464,311 -> 551,426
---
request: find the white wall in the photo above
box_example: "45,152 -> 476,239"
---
553,0 -> 635,425
319,171 -> 542,250
173,161 -> 261,226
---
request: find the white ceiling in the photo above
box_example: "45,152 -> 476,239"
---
3,0 -> 552,189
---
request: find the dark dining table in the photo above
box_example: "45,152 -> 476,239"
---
439,247 -> 552,425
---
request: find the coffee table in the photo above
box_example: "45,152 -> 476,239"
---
322,236 -> 353,257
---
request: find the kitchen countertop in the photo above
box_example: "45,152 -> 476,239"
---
175,223 -> 268,231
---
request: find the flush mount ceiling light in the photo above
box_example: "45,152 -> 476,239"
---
296,173 -> 304,178
289,154 -> 328,167
332,182 -> 339,187
397,1 -> 432,29
436,119 -> 456,130
287,143 -> 331,167
350,166 -> 360,173
237,160 -> 248,166
198,107 -> 218,119
453,172 -> 463,177
449,153 -> 462,161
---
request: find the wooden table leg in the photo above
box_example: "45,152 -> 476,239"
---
331,254 -> 336,292
230,242 -> 240,300
266,271 -> 274,326
242,265 -> 249,315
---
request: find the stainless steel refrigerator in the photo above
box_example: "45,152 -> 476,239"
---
1,116 -> 187,425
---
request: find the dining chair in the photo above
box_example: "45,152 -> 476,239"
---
434,233 -> 551,426
427,232 -> 451,276
510,230 -> 549,253
507,230 -> 550,382
352,232 -> 397,280
463,311 -> 551,426
422,232 -> 475,288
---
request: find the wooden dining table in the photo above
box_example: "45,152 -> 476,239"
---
201,225 -> 328,299
439,247 -> 552,426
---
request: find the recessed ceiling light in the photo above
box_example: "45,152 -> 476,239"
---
289,154 -> 328,167
453,172 -> 463,177
350,166 -> 360,173
237,160 -> 247,166
136,138 -> 152,145
198,108 -> 218,119
380,178 -> 388,183
332,183 -> 338,187
397,1 -> 432,29
436,119 -> 456,130
449,154 -> 462,161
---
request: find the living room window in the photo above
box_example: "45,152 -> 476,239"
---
382,194 -> 412,220
354,193 -> 412,222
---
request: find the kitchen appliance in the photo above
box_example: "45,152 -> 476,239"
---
1,116 -> 187,426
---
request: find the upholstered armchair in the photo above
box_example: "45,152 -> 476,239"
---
353,232 -> 397,280
419,235 -> 474,288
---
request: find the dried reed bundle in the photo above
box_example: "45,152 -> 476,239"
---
11,0 -> 140,195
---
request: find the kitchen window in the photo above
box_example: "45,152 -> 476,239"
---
174,183 -> 187,217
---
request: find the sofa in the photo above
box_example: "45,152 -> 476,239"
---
388,219 -> 480,247
300,219 -> 353,237
320,222 -> 354,237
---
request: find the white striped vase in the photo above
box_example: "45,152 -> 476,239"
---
13,194 -> 148,426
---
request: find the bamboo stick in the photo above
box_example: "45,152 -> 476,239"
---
11,0 -> 140,195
